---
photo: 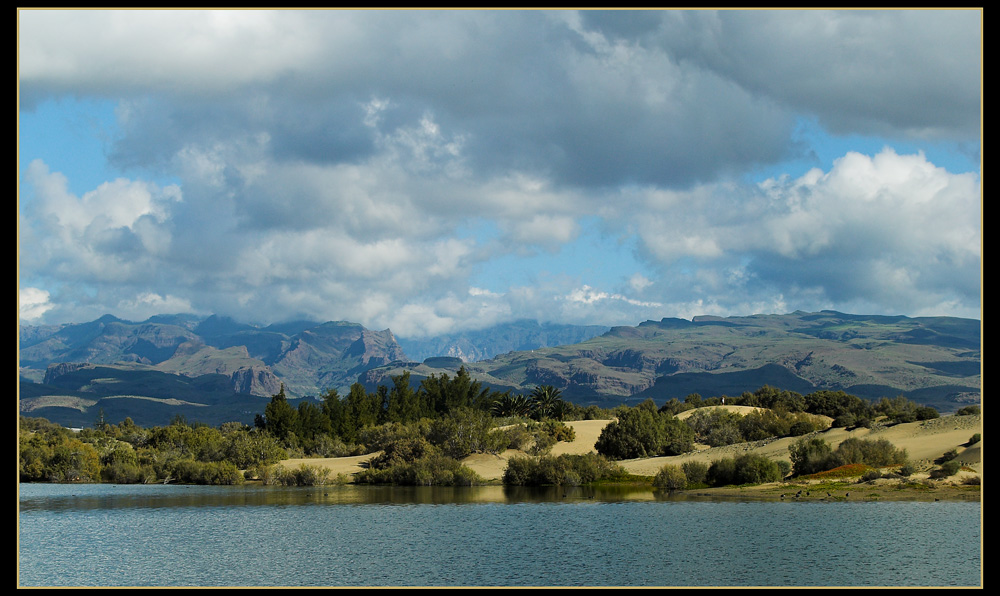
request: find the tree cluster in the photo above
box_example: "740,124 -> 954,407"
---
19,415 -> 286,485
658,386 -> 941,429
789,436 -> 909,477
594,405 -> 695,459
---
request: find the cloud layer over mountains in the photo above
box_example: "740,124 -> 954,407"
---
19,10 -> 981,336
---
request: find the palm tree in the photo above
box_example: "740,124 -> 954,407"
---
529,385 -> 564,420
491,393 -> 533,418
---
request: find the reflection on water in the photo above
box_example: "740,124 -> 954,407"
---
18,482 -> 671,511
18,483 -> 982,588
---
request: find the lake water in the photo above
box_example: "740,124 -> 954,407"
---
18,483 -> 981,587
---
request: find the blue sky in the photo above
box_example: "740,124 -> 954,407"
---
18,9 -> 981,337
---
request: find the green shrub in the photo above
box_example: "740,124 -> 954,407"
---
955,405 -> 980,416
681,460 -> 709,486
791,436 -> 908,477
366,436 -> 437,470
789,437 -> 837,476
100,462 -> 156,484
738,409 -> 791,441
706,457 -> 738,486
835,437 -> 908,468
733,453 -> 781,485
501,453 -> 627,486
929,460 -> 961,479
653,464 -> 688,491
501,424 -> 534,450
595,408 -> 694,459
936,449 -> 959,464
705,423 -> 743,447
428,407 -> 507,459
280,464 -> 332,486
355,453 -> 483,486
832,413 -> 857,428
171,459 -> 245,485
861,469 -> 882,482
788,421 -> 815,436
775,460 -> 792,479
967,433 -> 981,446
706,454 -> 781,487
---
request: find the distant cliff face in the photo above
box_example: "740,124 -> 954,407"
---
229,366 -> 284,397
20,315 -> 412,399
395,320 -> 610,363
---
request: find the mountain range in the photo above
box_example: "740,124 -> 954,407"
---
18,311 -> 980,428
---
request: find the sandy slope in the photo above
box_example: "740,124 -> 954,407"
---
279,408 -> 982,483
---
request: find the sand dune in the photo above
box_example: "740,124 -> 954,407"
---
279,409 -> 982,484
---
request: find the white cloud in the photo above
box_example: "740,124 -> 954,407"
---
564,285 -> 662,308
19,287 -> 53,321
115,292 -> 195,321
626,148 -> 980,318
18,10 -> 980,332
628,273 -> 653,293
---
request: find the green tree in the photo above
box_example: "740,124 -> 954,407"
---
296,400 -> 331,454
491,393 -> 533,418
345,383 -> 381,442
529,385 -> 565,420
321,388 -> 351,440
420,366 -> 495,415
260,385 -> 298,444
385,372 -> 428,423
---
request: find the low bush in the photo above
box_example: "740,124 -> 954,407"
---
501,424 -> 534,451
776,460 -> 792,479
595,408 -> 694,459
935,449 -> 959,464
170,459 -> 245,485
653,464 -> 687,491
706,453 -> 782,487
681,461 -> 709,486
366,437 -> 438,470
929,460 -> 961,479
100,462 -> 157,484
355,453 -> 482,486
861,469 -> 882,482
790,436 -> 908,477
502,453 -> 627,486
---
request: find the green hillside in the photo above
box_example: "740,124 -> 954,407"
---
367,311 -> 981,413
19,310 -> 981,427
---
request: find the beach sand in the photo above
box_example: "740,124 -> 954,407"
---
278,409 -> 982,494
